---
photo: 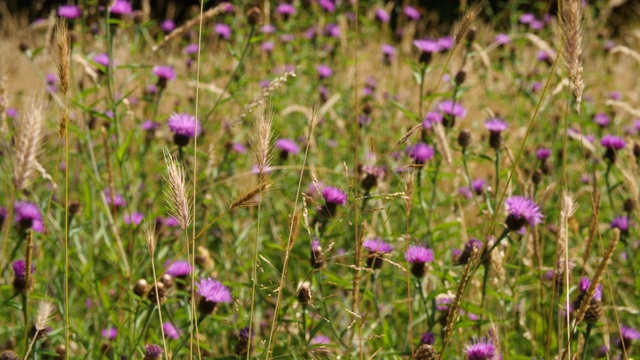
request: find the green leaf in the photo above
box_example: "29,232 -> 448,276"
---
116,129 -> 134,162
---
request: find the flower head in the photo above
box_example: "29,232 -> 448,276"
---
435,295 -> 452,311
58,5 -> 81,19
484,118 -> 508,133
276,3 -> 296,16
165,260 -> 192,277
12,259 -> 34,278
495,33 -> 511,45
214,23 -> 232,39
420,331 -> 435,345
153,66 -> 176,81
404,6 -> 421,20
161,19 -> 175,33
437,36 -> 454,51
375,9 -> 390,23
465,339 -> 496,360
413,39 -> 440,54
471,179 -> 487,195
321,187 -> 347,205
310,334 -> 330,345
316,64 -> 333,79
93,53 -> 110,68
437,100 -> 467,119
163,322 -> 180,339
405,245 -> 434,264
144,344 -> 163,360
110,0 -> 132,16
519,13 -> 535,24
579,276 -> 603,301
363,238 -> 393,254
275,138 -> 300,155
536,147 -> 551,160
611,216 -> 630,233
423,111 -> 443,129
593,112 -> 611,127
123,212 -> 144,225
504,196 -> 543,230
14,201 -> 44,232
167,113 -> 201,140
104,189 -> 127,208
101,327 -> 117,340
601,135 -> 626,150
196,278 -> 232,304
408,142 -> 435,164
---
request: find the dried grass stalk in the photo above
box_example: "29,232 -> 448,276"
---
555,192 -> 577,280
229,181 -> 273,209
56,20 -> 70,96
610,45 -> 640,64
163,149 -> 191,230
403,171 -> 416,217
13,98 -> 45,191
144,221 -> 157,256
153,3 -> 230,51
241,71 -> 296,119
559,0 -> 584,112
250,112 -> 273,175
581,192 -> 601,273
35,301 -> 55,331
451,0 -> 485,45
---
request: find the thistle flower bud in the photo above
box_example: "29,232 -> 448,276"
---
624,198 -> 636,213
457,130 -> 471,148
454,71 -> 466,85
133,279 -> 149,297
68,201 -> 81,216
310,239 -> 325,269
148,282 -> 166,304
160,274 -> 174,289
415,343 -> 438,360
297,282 -> 312,305
0,350 -> 20,360
246,7 -> 264,26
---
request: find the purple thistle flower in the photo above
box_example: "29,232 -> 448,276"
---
123,212 -> 144,225
260,24 -> 276,34
101,327 -> 117,340
261,41 -> 275,53
413,39 -> 440,54
310,334 -> 330,345
144,344 -> 163,359
196,278 -> 232,304
104,189 -> 126,208
436,295 -> 452,311
363,238 -> 393,254
381,44 -> 396,64
437,99 -> 467,119
214,23 -> 232,39
405,245 -> 434,264
93,53 -> 110,68
484,118 -> 508,133
437,36 -> 454,51
168,113 -> 201,146
504,196 -> 543,230
7,107 -> 18,118
579,276 -> 603,301
465,339 -> 496,360
321,186 -> 347,206
611,216 -> 630,233
593,112 -> 610,127
610,91 -> 622,100
459,186 -> 473,199
185,43 -> 199,56
404,6 -> 421,20
280,34 -> 294,42
601,135 -> 626,150
58,5 -> 81,19
164,216 -> 179,227
471,179 -> 487,195
316,64 -> 333,79
141,120 -> 160,131
420,331 -> 435,345
161,19 -> 175,33
621,326 -> 640,342
153,65 -> 176,81
109,0 -> 132,16
165,260 -> 192,277
519,13 -> 535,24
495,33 -> 511,45
536,147 -> 551,160
537,50 -> 553,63
318,0 -> 336,12
375,9 -> 390,23
276,3 -> 296,16
12,259 -> 34,278
275,138 -> 300,156
163,322 -> 180,339
408,142 -> 435,164
530,20 -> 544,30
14,201 -> 44,232
423,111 -> 443,129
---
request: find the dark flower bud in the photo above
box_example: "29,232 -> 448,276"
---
634,143 -> 640,159
297,282 -> 312,305
624,198 -> 636,213
246,7 -> 264,26
55,344 -> 67,358
148,282 -> 166,304
415,343 -> 438,360
489,131 -> 502,150
457,130 -> 471,148
160,274 -> 174,289
19,42 -> 30,53
310,239 -> 325,269
0,350 -> 20,360
454,71 -> 466,85
133,279 -> 149,297
198,297 -> 217,315
68,201 -> 81,216
532,169 -> 543,185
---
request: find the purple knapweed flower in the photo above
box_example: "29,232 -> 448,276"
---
404,6 -> 421,20
165,260 -> 192,277
459,187 -> 473,199
12,259 -> 34,278
381,44 -> 396,64
214,23 -> 232,39
484,118 -> 508,133
610,91 -> 622,100
101,327 -> 117,340
93,53 -> 110,68
276,3 -> 296,16
275,138 -> 300,159
420,331 -> 435,345
123,212 -> 143,225
611,216 -> 630,233
375,9 -> 390,23
324,23 -> 340,38
104,189 -> 126,208
161,19 -> 175,33
144,344 -> 163,359
413,39 -> 440,54
530,20 -> 544,30
318,0 -> 336,12
536,147 -> 551,160
579,276 -> 603,301
260,24 -> 276,34
593,113 -> 610,127
261,41 -> 275,53
321,187 -> 347,206
465,339 -> 496,360
405,245 -> 434,264
316,64 -> 333,79
471,179 -> 487,195
6,108 -> 18,118
141,120 -> 160,132
437,100 -> 467,127
58,5 -> 81,19
167,113 -> 201,146
14,201 -> 44,232
110,0 -> 132,16
436,295 -> 452,311
408,142 -> 435,165
519,13 -> 535,24
363,239 -> 393,254
423,111 -> 443,129
601,135 -> 626,150
185,43 -> 199,56
280,34 -> 294,42
310,334 -> 330,345
163,322 -> 180,339
495,33 -> 511,46
197,278 -> 232,304
620,326 -> 640,349
153,65 -> 176,88
437,36 -> 454,51
504,196 -> 543,230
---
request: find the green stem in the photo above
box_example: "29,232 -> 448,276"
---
127,305 -> 156,359
494,150 -> 501,206
174,314 -> 206,356
581,323 -> 593,360
604,162 -> 614,211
